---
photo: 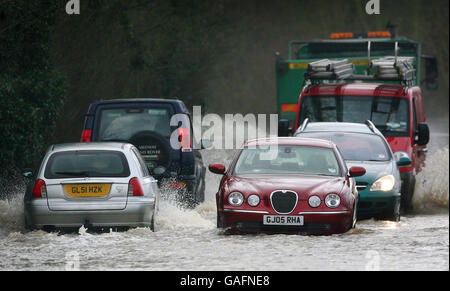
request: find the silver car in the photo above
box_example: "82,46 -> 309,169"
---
23,142 -> 159,231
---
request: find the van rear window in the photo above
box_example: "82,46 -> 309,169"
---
97,107 -> 172,141
44,151 -> 130,179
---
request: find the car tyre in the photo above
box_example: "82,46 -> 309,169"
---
379,198 -> 401,222
24,217 -> 34,231
351,201 -> 357,229
150,214 -> 155,232
400,173 -> 415,213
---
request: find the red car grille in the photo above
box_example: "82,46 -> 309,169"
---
270,190 -> 298,214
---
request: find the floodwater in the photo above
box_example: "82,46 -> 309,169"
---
0,125 -> 448,271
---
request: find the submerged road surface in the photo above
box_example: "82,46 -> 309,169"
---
0,128 -> 448,271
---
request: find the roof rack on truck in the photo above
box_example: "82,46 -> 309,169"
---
304,42 -> 416,87
305,59 -> 355,80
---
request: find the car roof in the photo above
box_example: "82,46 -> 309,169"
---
50,142 -> 133,152
90,98 -> 185,106
299,122 -> 380,135
87,98 -> 189,114
305,83 -> 407,97
244,137 -> 335,148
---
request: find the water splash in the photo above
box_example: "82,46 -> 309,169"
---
0,195 -> 25,235
413,147 -> 449,211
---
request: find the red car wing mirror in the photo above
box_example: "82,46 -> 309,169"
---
348,166 -> 366,178
209,164 -> 226,175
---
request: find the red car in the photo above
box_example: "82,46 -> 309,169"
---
209,137 -> 366,235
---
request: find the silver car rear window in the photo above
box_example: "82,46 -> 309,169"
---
44,150 -> 130,179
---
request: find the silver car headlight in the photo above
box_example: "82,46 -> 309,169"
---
247,194 -> 260,207
325,194 -> 341,208
228,192 -> 244,206
308,195 -> 321,208
370,175 -> 395,192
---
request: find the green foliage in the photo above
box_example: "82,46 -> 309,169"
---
96,0 -> 220,105
0,0 -> 66,188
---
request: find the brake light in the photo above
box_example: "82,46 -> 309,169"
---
168,181 -> 187,189
80,129 -> 92,142
32,179 -> 47,198
178,127 -> 192,153
281,104 -> 299,112
128,177 -> 144,196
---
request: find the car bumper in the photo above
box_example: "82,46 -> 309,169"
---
357,190 -> 401,217
24,198 -> 155,229
219,208 -> 353,235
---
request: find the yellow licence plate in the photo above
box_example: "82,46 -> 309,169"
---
64,184 -> 111,198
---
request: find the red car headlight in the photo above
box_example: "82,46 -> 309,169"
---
308,195 -> 321,208
247,194 -> 260,207
325,194 -> 341,208
228,192 -> 244,206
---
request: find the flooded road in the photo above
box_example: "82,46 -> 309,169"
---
0,127 -> 448,271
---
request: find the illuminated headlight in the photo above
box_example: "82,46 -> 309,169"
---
228,192 -> 244,206
370,175 -> 395,192
308,195 -> 321,208
247,194 -> 260,207
325,194 -> 341,208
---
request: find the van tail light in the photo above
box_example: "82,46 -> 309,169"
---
128,178 -> 144,197
168,181 -> 187,189
178,127 -> 192,153
32,179 -> 47,198
80,129 -> 92,142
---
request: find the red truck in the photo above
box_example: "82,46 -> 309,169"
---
279,55 -> 432,211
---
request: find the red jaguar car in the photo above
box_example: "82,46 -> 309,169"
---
209,137 -> 366,235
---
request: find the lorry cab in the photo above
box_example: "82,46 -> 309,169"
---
275,29 -> 439,128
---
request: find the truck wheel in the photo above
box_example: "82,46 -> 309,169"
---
401,173 -> 416,213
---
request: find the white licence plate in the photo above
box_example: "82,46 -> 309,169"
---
263,215 -> 304,226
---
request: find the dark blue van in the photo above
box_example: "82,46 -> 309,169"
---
80,98 -> 206,205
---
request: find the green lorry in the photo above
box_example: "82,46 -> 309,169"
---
275,30 -> 439,127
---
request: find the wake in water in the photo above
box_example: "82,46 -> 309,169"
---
151,148 -> 235,232
0,195 -> 25,236
413,147 -> 449,212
